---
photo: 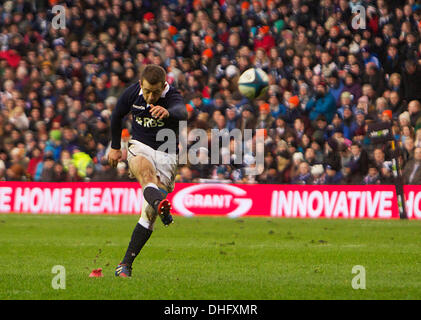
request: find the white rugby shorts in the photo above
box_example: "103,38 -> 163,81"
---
126,139 -> 177,192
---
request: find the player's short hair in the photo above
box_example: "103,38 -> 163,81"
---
140,64 -> 166,85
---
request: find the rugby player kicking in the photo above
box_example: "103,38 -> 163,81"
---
108,65 -> 187,277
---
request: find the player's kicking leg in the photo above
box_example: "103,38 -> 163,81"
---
128,155 -> 173,225
115,155 -> 172,277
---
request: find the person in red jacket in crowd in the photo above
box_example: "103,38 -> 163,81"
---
26,147 -> 43,180
0,49 -> 21,68
254,26 -> 275,55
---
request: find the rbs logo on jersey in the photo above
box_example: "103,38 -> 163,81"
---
135,116 -> 165,128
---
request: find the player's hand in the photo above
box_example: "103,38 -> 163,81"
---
150,104 -> 169,120
108,148 -> 122,168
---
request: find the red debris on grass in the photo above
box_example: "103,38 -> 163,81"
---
89,268 -> 103,278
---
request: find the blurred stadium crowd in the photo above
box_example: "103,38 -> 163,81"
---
1,0 -> 421,185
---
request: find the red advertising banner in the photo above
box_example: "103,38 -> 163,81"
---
403,185 -> 421,219
1,182 -> 421,219
170,184 -> 401,219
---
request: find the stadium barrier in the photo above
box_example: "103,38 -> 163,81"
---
1,182 -> 421,219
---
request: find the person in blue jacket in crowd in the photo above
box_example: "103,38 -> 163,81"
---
305,82 -> 337,124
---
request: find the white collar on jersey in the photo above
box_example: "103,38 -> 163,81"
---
139,81 -> 170,98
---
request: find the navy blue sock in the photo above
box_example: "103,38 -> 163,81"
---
121,223 -> 152,266
143,185 -> 164,211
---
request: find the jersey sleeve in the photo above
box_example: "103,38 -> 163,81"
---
110,84 -> 137,149
167,90 -> 188,121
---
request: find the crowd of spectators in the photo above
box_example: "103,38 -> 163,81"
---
1,0 -> 421,185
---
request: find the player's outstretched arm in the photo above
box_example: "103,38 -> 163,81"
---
166,93 -> 188,121
108,85 -> 135,167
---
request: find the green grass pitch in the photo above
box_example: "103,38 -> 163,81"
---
1,214 -> 421,300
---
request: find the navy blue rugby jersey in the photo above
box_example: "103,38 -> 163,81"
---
110,81 -> 187,153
